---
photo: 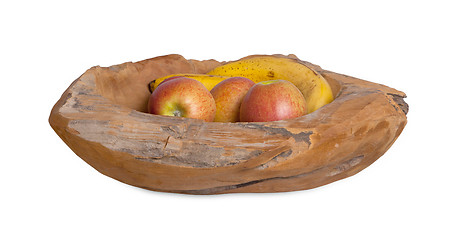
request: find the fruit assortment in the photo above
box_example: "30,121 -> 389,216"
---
147,55 -> 334,122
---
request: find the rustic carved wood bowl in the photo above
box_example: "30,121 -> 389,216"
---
49,54 -> 408,194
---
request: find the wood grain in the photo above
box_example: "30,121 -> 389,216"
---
49,54 -> 408,194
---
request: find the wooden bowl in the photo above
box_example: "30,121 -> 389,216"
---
49,54 -> 408,194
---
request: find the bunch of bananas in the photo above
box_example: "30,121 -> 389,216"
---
149,55 -> 334,113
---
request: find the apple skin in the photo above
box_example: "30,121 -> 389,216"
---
148,77 -> 216,122
210,77 -> 255,122
239,80 -> 307,122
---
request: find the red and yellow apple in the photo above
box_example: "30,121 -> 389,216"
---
148,77 -> 216,122
239,80 -> 307,122
210,77 -> 255,122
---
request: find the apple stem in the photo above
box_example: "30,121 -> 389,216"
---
173,110 -> 182,117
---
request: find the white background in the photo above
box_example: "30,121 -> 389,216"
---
2,0 -> 458,239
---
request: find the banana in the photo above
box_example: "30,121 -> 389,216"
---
149,74 -> 229,93
206,56 -> 334,113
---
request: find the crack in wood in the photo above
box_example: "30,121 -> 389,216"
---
172,154 -> 365,194
163,136 -> 171,150
174,168 -> 322,195
256,149 -> 293,170
239,123 -> 313,144
161,126 -> 183,138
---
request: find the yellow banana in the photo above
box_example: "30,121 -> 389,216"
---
149,74 -> 229,93
206,56 -> 334,113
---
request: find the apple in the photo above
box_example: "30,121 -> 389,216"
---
239,80 -> 307,122
148,77 -> 216,122
210,77 -> 255,122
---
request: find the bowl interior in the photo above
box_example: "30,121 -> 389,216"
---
92,56 -> 219,113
